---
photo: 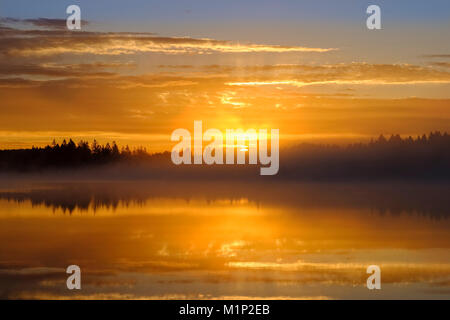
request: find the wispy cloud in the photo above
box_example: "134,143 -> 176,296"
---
224,62 -> 450,86
3,62 -> 450,88
422,54 -> 450,59
0,23 -> 336,56
0,17 -> 88,30
431,62 -> 450,68
0,62 -> 134,77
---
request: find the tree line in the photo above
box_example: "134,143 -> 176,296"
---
281,131 -> 450,180
0,139 -> 153,171
0,132 -> 449,180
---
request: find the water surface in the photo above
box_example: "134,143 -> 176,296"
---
0,180 -> 449,299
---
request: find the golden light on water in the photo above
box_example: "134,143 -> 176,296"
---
1,181 -> 450,299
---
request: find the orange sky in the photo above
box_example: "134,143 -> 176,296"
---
0,15 -> 449,151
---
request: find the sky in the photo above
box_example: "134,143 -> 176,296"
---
0,0 -> 449,150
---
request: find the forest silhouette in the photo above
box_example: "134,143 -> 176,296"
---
0,139 -> 154,171
1,132 -> 450,180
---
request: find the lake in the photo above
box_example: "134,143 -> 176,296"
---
0,180 -> 449,299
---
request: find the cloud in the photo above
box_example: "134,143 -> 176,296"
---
0,17 -> 88,30
3,62 -> 450,89
422,54 -> 450,59
0,62 -> 134,77
431,62 -> 450,68
0,267 -> 64,275
155,63 -> 450,86
0,77 -> 39,88
0,23 -> 336,56
224,62 -> 450,86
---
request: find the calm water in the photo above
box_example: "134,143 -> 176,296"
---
0,180 -> 450,299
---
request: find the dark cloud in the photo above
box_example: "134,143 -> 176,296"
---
0,17 -> 88,30
26,18 -> 87,29
0,62 -> 134,77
